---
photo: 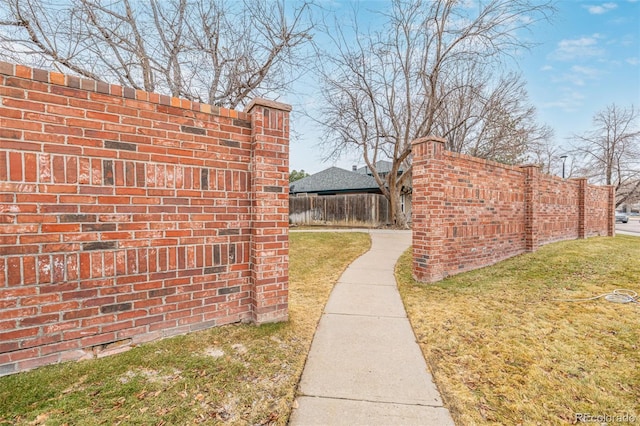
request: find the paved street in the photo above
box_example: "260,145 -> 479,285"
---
616,217 -> 640,236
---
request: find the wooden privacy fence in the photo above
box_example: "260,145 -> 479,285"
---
289,193 -> 390,227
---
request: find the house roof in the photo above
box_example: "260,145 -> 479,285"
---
355,160 -> 401,175
289,166 -> 381,194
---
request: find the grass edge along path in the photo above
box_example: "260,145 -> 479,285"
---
0,232 -> 371,426
397,235 -> 640,425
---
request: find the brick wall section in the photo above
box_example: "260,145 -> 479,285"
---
247,99 -> 290,324
412,137 -> 614,283
585,184 -> 615,238
535,171 -> 580,245
0,62 -> 290,376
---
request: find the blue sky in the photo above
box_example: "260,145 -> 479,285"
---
285,0 -> 640,174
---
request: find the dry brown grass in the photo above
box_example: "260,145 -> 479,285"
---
396,235 -> 640,425
0,231 -> 370,425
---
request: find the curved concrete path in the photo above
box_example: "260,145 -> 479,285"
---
289,230 -> 454,425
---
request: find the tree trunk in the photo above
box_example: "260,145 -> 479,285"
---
388,184 -> 408,229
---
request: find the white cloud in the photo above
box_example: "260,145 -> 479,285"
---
584,2 -> 618,14
542,89 -> 586,112
626,57 -> 640,65
550,35 -> 605,61
548,65 -> 603,87
541,65 -> 553,71
571,65 -> 602,78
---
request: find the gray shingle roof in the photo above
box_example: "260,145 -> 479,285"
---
355,160 -> 401,175
289,167 -> 381,194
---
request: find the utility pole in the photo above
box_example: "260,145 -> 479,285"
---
560,155 -> 568,179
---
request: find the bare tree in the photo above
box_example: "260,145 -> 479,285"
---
571,104 -> 640,207
316,0 -> 553,228
526,135 -> 573,177
0,0 -> 315,108
436,68 -> 552,165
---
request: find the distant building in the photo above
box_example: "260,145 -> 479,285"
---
289,161 -> 412,221
289,166 -> 382,196
353,161 -> 411,217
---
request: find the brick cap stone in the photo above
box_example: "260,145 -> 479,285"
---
245,98 -> 292,113
519,164 -> 541,169
412,136 -> 446,146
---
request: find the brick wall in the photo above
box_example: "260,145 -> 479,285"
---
0,62 -> 290,376
535,171 -> 580,245
412,137 -> 614,283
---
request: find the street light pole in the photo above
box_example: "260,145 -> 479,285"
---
560,155 -> 568,179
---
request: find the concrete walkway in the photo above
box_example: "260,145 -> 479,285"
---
289,230 -> 454,425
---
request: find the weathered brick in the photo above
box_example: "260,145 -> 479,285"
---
100,303 -> 132,314
218,286 -> 239,295
82,241 -> 117,251
82,223 -> 116,232
104,140 -> 137,151
60,214 -> 96,223
149,288 -> 176,298
221,139 -> 240,148
232,118 -> 251,129
103,160 -> 114,185
180,125 -> 206,135
264,186 -> 282,193
204,266 -> 226,275
200,168 -> 208,190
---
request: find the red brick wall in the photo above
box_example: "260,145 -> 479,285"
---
535,173 -> 580,245
584,183 -> 614,238
412,137 -> 614,283
0,62 -> 290,376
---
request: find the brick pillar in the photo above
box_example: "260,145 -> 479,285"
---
576,178 -> 587,239
411,136 -> 446,283
608,185 -> 616,237
246,99 -> 291,324
522,165 -> 539,252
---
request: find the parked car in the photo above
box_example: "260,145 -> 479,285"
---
615,211 -> 629,223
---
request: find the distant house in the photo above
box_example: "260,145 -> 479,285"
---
289,162 -> 412,225
355,160 -> 412,218
289,166 -> 382,196
354,160 -> 398,178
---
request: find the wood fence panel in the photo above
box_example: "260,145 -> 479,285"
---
289,193 -> 390,227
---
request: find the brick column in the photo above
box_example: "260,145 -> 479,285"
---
522,165 -> 539,252
607,185 -> 616,237
576,178 -> 587,239
411,136 -> 446,283
246,99 -> 291,324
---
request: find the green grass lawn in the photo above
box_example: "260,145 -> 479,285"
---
397,235 -> 640,425
0,232 -> 370,425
